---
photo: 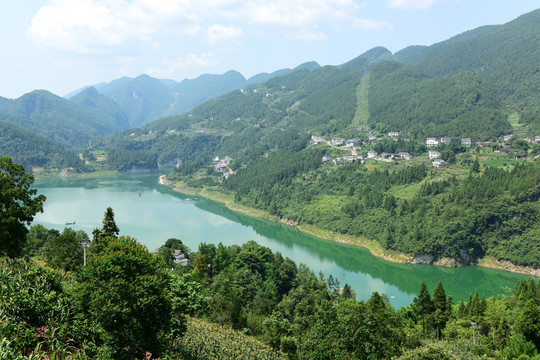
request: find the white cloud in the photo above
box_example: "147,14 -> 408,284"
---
352,18 -> 394,30
27,0 -> 392,54
27,0 -> 202,53
387,0 -> 439,10
147,52 -> 219,77
239,0 -> 358,27
287,31 -> 328,41
206,24 -> 243,45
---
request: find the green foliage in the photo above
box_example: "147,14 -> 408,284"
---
395,342 -> 457,360
368,63 -> 509,139
44,227 -> 84,271
0,121 -> 85,171
0,90 -> 127,149
176,316 -> 282,359
76,236 -> 173,359
516,299 -> 540,349
0,157 -> 46,257
413,281 -> 433,335
0,258 -> 86,359
397,9 -> 540,113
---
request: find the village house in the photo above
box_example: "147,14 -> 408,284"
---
426,138 -> 439,147
332,138 -> 345,146
173,250 -> 189,266
368,135 -> 377,141
382,153 -> 395,160
429,150 -> 441,159
440,137 -> 452,145
367,150 -> 377,159
432,159 -> 448,168
461,138 -> 472,147
345,139 -> 358,148
322,154 -> 332,163
224,156 -> 233,165
215,162 -> 228,171
536,136 -> 540,144
388,132 -> 399,138
311,135 -> 325,144
396,152 -> 411,160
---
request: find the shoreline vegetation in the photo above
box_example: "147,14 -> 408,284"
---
159,175 -> 540,277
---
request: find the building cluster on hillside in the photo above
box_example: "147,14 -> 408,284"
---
425,137 -> 472,147
214,156 -> 234,179
309,130 -> 540,169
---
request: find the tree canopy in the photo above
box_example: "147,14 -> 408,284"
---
0,157 -> 46,257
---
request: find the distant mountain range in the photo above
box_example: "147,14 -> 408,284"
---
65,62 -> 322,128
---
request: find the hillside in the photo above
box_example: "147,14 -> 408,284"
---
0,90 -> 128,149
0,120 -> 85,171
395,9 -> 540,126
67,62 -> 322,128
367,62 -> 509,139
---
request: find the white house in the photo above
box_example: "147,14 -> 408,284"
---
332,138 -> 345,146
426,138 -> 439,147
173,250 -> 189,266
440,137 -> 452,145
322,155 -> 332,163
396,152 -> 411,160
345,139 -> 358,148
432,159 -> 448,168
429,150 -> 441,159
311,135 -> 325,144
388,132 -> 399,138
461,138 -> 472,147
367,150 -> 377,159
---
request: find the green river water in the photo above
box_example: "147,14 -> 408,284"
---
33,174 -> 533,308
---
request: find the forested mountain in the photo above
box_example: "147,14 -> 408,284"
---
0,120 -> 85,170
367,62 -> 509,139
395,9 -> 540,124
0,90 -> 128,149
67,62 -> 322,127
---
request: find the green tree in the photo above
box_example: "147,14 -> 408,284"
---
90,207 -> 120,253
101,207 -> 120,238
77,236 -> 173,360
0,157 -> 46,257
44,227 -> 83,271
472,156 -> 480,172
432,281 -> 451,339
413,280 -> 433,335
24,224 -> 59,257
516,299 -> 540,349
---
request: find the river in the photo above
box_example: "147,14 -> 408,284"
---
33,173 -> 532,308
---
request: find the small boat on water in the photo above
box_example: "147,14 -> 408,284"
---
65,221 -> 76,225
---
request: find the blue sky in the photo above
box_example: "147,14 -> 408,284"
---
1,0 -> 538,99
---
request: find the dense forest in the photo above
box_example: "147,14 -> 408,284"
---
2,210 -> 540,359
0,121 -> 86,171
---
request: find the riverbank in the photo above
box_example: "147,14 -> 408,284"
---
168,182 -> 540,277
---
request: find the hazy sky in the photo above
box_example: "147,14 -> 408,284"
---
1,1 -> 538,99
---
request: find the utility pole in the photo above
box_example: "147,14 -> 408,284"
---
82,241 -> 89,266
